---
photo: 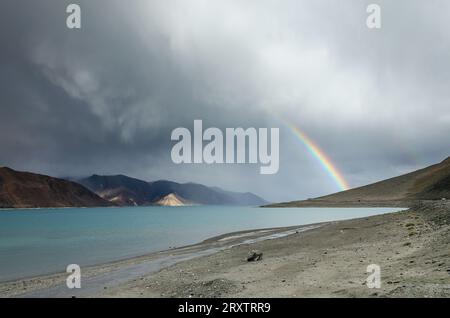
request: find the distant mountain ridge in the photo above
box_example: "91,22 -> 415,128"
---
78,174 -> 267,206
0,167 -> 111,208
268,156 -> 450,207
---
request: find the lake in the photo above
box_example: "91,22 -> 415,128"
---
0,206 -> 404,282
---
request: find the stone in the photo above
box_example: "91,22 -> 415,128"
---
247,250 -> 263,262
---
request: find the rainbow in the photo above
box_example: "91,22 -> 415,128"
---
285,122 -> 350,191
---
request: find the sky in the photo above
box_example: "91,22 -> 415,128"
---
1,0 -> 450,202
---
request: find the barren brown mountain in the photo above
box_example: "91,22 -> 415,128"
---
269,156 -> 450,207
0,167 -> 111,208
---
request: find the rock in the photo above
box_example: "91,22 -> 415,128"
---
247,250 -> 263,262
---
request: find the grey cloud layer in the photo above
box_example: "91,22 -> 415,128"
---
1,0 -> 449,202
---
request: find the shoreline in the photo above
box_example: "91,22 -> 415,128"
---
0,206 -> 401,284
1,201 -> 448,297
263,200 -> 414,208
0,223 -> 324,297
100,200 -> 447,298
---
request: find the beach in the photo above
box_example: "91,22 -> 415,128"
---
1,201 -> 449,298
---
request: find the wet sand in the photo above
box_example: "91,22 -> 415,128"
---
1,201 -> 449,298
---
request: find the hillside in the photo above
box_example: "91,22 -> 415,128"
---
268,157 -> 450,207
0,167 -> 111,208
153,193 -> 190,206
77,174 -> 150,206
78,175 -> 267,206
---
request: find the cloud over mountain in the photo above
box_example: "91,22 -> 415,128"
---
1,0 -> 449,202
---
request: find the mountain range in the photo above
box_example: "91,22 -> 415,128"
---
268,156 -> 450,207
0,167 -> 266,208
78,174 -> 267,206
2,156 -> 449,209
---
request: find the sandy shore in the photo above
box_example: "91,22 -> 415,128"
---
1,201 -> 449,298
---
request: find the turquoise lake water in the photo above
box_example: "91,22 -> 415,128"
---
0,206 -> 404,282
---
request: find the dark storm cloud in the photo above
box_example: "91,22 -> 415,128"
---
1,0 -> 449,202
